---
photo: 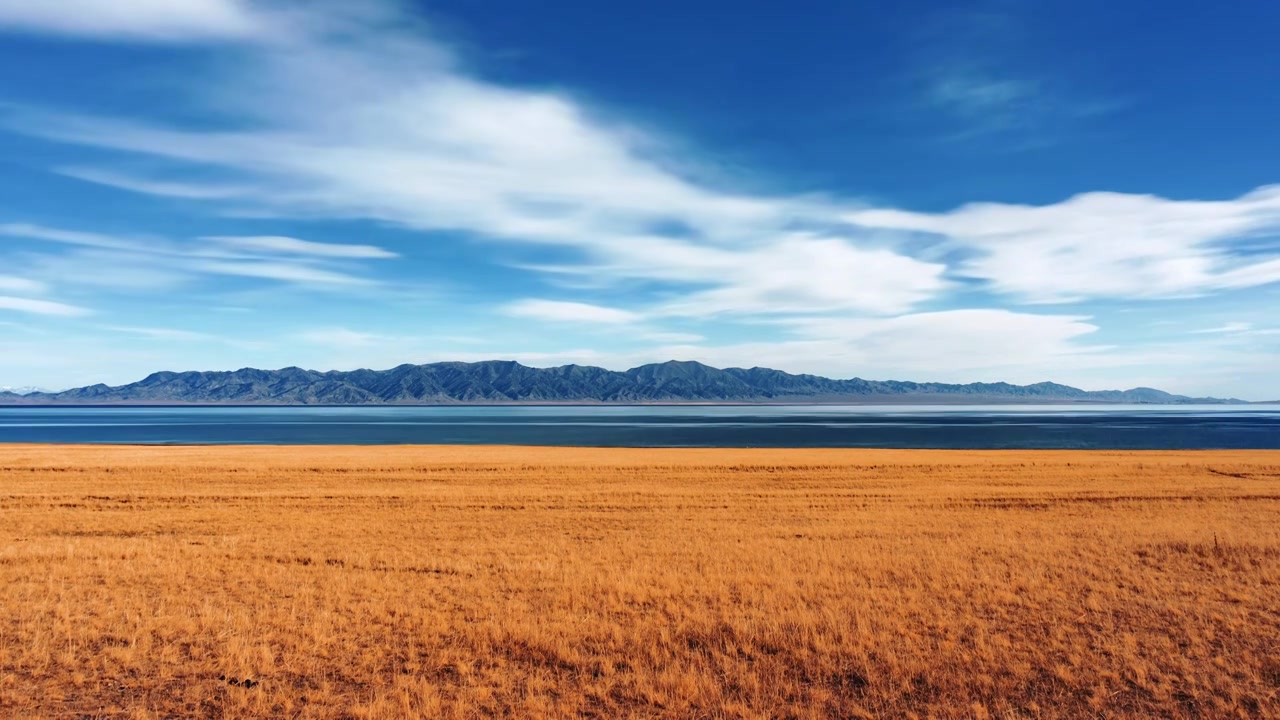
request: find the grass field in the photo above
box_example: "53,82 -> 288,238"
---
1,445 -> 1279,719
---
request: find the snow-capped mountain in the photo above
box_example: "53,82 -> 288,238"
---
0,386 -> 48,395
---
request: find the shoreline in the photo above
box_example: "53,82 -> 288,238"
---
2,399 -> 1267,407
4,443 -> 1278,456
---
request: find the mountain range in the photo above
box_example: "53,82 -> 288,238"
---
0,361 -> 1241,405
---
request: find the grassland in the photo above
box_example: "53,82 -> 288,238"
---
1,445 -> 1278,719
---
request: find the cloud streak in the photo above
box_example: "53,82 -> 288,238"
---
193,259 -> 375,286
0,275 -> 45,294
57,167 -> 254,199
0,295 -> 91,317
2,222 -> 394,290
0,0 -> 261,41
202,235 -> 398,259
0,221 -> 141,251
911,5 -> 1117,142
104,325 -> 212,341
1191,322 -> 1253,335
503,300 -> 640,324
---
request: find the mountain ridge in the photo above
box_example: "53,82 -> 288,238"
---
0,360 -> 1243,405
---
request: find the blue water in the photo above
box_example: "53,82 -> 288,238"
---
0,405 -> 1278,448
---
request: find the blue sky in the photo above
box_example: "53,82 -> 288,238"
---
1,0 -> 1278,399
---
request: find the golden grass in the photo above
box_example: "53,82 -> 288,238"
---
1,445 -> 1279,719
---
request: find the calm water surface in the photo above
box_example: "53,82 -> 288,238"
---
1,405 -> 1278,448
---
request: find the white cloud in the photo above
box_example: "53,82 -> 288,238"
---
521,232 -> 946,318
1191,322 -> 1252,335
642,331 -> 704,343
0,221 -> 140,250
294,327 -> 388,348
0,275 -> 44,293
21,248 -> 193,291
289,327 -> 489,367
0,0 -> 261,41
503,299 -> 640,324
925,65 -> 1040,135
848,187 -> 1280,302
105,325 -> 211,340
1215,257 -> 1280,289
202,235 -> 397,259
635,233 -> 945,317
194,259 -> 373,286
57,167 -> 254,199
773,309 -> 1103,375
0,295 -> 91,316
500,300 -> 710,346
7,79 -> 781,247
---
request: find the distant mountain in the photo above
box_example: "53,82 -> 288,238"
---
0,360 -> 1242,405
0,385 -> 48,395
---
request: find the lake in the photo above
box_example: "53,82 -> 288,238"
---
1,405 -> 1278,448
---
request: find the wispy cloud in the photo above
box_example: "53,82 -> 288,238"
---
500,299 -> 710,344
503,300 -> 640,324
193,259 -> 375,286
57,167 -> 254,199
0,221 -> 141,250
202,235 -> 397,259
911,6 -> 1117,142
291,328 -> 487,360
641,331 -> 704,343
101,325 -> 271,353
772,309 -> 1105,374
0,274 -> 45,294
1191,322 -> 1253,335
1187,322 -> 1280,339
0,0 -> 261,41
2,222 -> 392,290
925,65 -> 1041,132
21,248 -> 194,291
0,295 -> 91,317
104,325 -> 211,341
293,327 -> 390,349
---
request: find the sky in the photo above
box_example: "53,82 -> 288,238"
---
0,0 -> 1278,399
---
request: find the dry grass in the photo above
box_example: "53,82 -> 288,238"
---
2,445 -> 1279,719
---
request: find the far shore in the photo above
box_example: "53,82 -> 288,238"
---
0,398 -> 1267,407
